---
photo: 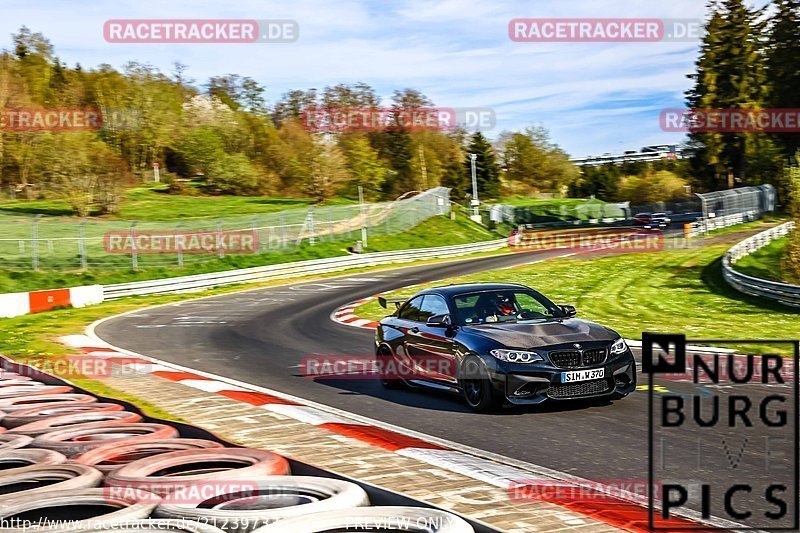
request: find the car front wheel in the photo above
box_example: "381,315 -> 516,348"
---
459,356 -> 501,412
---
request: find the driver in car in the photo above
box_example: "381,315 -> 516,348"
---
483,294 -> 517,322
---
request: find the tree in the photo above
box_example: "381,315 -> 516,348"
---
176,128 -> 225,177
208,153 -> 262,194
782,152 -> 800,283
569,164 -> 620,200
272,89 -> 318,125
341,135 -> 391,199
616,171 -> 689,204
33,132 -> 129,216
500,127 -> 576,192
686,1 -> 781,190
374,127 -> 415,195
463,132 -> 500,198
207,74 -> 266,113
170,61 -> 195,86
766,0 -> 800,158
311,141 -> 349,199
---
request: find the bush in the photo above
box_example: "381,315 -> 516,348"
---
782,157 -> 800,283
782,231 -> 800,284
207,153 -> 262,194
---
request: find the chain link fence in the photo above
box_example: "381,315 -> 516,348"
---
488,199 -> 629,227
694,184 -> 776,234
0,188 -> 451,271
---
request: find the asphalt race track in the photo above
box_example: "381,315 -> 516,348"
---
96,245 -> 796,526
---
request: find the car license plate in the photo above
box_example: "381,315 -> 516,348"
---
561,368 -> 605,383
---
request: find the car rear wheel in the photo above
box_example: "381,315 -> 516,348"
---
459,356 -> 500,412
376,346 -> 403,390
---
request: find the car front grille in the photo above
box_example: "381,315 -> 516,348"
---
549,350 -> 580,368
582,348 -> 606,366
548,379 -> 610,399
548,348 -> 607,368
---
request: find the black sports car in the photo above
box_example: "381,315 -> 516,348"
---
375,282 -> 637,411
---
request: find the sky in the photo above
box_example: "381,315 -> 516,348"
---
0,0 -> 769,157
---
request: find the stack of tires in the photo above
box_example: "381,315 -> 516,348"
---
0,369 -> 475,532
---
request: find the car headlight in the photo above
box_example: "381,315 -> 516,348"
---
610,338 -> 628,355
489,349 -> 543,363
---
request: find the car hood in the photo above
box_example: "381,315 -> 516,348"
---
462,318 -> 616,348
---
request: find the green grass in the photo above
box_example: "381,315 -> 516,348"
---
491,196 -> 622,221
0,213 -> 502,292
356,242 -> 800,346
0,185 -> 339,221
497,196 -> 604,208
734,236 -> 786,282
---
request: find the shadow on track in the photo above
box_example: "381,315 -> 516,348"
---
303,375 -> 618,415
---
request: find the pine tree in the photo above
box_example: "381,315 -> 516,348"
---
766,0 -> 800,157
686,1 -> 780,189
686,7 -> 726,190
463,132 -> 500,198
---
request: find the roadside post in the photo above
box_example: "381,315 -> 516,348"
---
78,218 -> 88,271
469,153 -> 481,223
359,185 -> 368,248
32,214 -> 42,271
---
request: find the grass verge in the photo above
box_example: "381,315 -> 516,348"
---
356,241 -> 800,347
0,185 -> 341,220
733,236 -> 786,282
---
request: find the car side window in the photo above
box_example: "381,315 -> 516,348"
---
418,295 -> 449,322
398,296 -> 424,322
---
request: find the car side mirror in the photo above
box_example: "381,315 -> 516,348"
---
427,314 -> 452,328
559,305 -> 577,317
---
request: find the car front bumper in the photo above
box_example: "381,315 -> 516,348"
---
488,349 -> 637,405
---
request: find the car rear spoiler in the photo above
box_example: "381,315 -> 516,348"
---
378,296 -> 407,309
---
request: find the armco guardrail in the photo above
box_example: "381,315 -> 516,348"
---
0,239 -> 507,318
722,221 -> 799,307
102,239 -> 508,300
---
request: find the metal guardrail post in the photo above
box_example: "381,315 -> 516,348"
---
78,218 -> 88,272
175,222 -> 184,268
217,219 -> 224,259
32,214 -> 42,271
252,216 -> 260,253
130,221 -> 139,271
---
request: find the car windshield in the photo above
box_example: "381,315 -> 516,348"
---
452,289 -> 564,325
